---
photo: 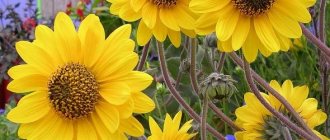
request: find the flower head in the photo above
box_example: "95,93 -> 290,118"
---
190,0 -> 316,62
148,111 -> 197,140
6,12 -> 155,139
108,0 -> 197,47
234,80 -> 328,140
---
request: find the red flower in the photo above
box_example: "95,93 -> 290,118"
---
22,18 -> 36,32
66,2 -> 72,15
76,8 -> 84,20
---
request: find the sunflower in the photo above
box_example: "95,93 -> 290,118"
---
148,111 -> 197,140
234,80 -> 329,140
108,0 -> 197,47
190,0 -> 315,62
6,12 -> 155,140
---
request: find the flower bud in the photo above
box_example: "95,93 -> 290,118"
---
200,73 -> 237,101
204,32 -> 217,48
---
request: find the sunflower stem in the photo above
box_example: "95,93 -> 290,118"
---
156,41 -> 226,140
136,41 -> 150,71
189,38 -> 243,131
189,38 -> 199,94
318,0 -> 330,133
222,98 -> 229,134
229,52 -> 321,139
217,52 -> 226,72
301,24 -> 330,58
242,56 -> 317,140
201,94 -> 209,140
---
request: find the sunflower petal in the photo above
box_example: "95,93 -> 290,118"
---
7,91 -> 50,123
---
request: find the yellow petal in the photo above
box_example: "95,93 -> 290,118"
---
96,52 -> 138,82
77,118 -> 98,140
120,116 -> 144,137
189,0 -> 230,13
174,5 -> 195,30
54,12 -> 81,63
99,82 -> 131,105
149,116 -> 163,137
90,112 -> 112,140
216,9 -> 239,41
131,0 -> 146,12
244,92 -> 270,115
8,64 -> 45,79
301,0 -> 316,7
113,71 -> 153,92
95,102 -> 120,133
159,8 -> 180,31
116,97 -> 134,119
172,111 -> 183,132
274,0 -> 311,23
168,30 -> 181,47
195,11 -> 219,35
34,25 -> 64,66
268,8 -> 302,38
142,2 -> 157,28
232,16 -> 250,51
253,15 -> 280,52
16,41 -> 55,75
137,20 -> 153,46
7,74 -> 48,93
119,2 -> 141,22
7,91 -> 50,123
297,98 -> 318,118
235,106 -> 263,123
152,16 -> 168,42
18,111 -> 68,139
78,14 -> 104,67
307,110 -> 327,128
242,38 -> 259,63
291,86 -> 309,109
132,92 -> 155,113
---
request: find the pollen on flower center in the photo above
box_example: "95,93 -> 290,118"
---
232,0 -> 275,16
151,0 -> 177,8
48,63 -> 99,119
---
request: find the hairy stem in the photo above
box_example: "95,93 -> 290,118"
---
318,0 -> 329,132
229,53 -> 320,139
201,94 -> 209,140
189,38 -> 199,94
189,39 -> 243,131
301,24 -> 330,58
136,41 -> 150,71
156,41 -> 225,140
217,52 -> 226,72
243,59 -> 315,140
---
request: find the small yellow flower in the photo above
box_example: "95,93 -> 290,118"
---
148,111 -> 197,140
190,0 -> 316,62
234,80 -> 329,140
6,12 -> 155,140
108,0 -> 197,47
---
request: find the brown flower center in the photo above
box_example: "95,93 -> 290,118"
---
151,0 -> 177,8
48,63 -> 99,119
232,0 -> 275,16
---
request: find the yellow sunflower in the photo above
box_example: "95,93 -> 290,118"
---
108,0 -> 197,47
190,0 -> 315,62
234,80 -> 329,140
148,111 -> 197,140
6,12 -> 155,140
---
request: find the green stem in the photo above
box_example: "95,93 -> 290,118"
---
156,41 -> 225,140
201,94 -> 209,140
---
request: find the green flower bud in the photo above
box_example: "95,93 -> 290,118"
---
204,32 -> 217,48
200,73 -> 237,101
